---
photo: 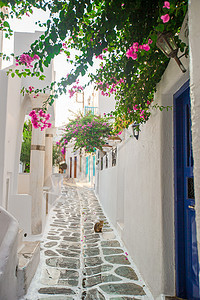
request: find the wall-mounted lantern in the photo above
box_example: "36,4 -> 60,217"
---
156,32 -> 186,73
131,123 -> 140,140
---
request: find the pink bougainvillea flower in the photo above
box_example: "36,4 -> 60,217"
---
161,14 -> 170,23
148,39 -> 153,44
29,109 -> 52,131
33,54 -> 39,60
95,54 -> 104,60
126,48 -> 133,59
130,52 -> 137,60
28,86 -> 34,92
142,44 -> 150,51
132,42 -> 139,52
163,1 -> 170,9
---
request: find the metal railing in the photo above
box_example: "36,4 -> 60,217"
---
84,106 -> 99,115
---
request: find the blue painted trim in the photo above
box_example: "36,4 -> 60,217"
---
93,156 -> 95,176
174,80 -> 200,298
174,82 -> 189,297
174,80 -> 189,99
89,158 -> 90,181
86,157 -> 88,175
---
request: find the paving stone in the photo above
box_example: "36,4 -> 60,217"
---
82,288 -> 106,299
83,248 -> 100,257
38,287 -> 75,295
115,266 -> 138,280
47,236 -> 61,240
59,243 -> 81,250
72,232 -> 80,237
60,231 -> 71,236
104,255 -> 131,265
44,250 -> 59,256
63,236 -> 80,242
68,246 -> 81,252
51,224 -> 67,228
99,283 -> 145,296
48,231 -> 57,235
103,228 -> 114,232
84,243 -> 99,248
44,242 -> 58,248
110,297 -> 139,300
38,297 -> 74,300
101,241 -> 121,248
60,269 -> 79,280
46,257 -> 80,269
102,248 -> 123,255
84,274 -> 122,287
84,256 -> 103,267
85,233 -> 101,239
84,264 -> 113,276
58,279 -> 78,286
85,238 -> 100,244
57,249 -> 80,257
84,230 -> 95,235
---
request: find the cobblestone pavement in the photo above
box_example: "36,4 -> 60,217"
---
25,183 -> 153,300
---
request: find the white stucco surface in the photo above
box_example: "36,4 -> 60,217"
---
188,0 -> 200,260
97,21 -> 190,297
18,173 -> 30,194
8,194 -> 32,236
98,93 -> 116,115
0,207 -> 19,300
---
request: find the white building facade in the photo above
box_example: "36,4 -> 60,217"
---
95,2 -> 200,299
0,31 -> 56,299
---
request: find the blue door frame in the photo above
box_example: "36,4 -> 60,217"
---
174,81 -> 200,299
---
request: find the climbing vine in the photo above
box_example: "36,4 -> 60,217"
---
58,113 -> 113,153
0,0 -> 188,131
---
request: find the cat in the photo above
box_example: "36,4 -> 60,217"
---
94,220 -> 104,233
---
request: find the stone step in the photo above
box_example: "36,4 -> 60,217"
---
17,241 -> 40,298
17,228 -> 24,251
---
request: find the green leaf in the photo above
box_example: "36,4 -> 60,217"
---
155,23 -> 165,32
3,21 -> 10,28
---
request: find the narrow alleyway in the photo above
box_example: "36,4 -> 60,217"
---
23,181 -> 152,300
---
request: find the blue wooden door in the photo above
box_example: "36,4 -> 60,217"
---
174,83 -> 200,299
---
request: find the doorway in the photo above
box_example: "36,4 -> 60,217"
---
174,82 -> 199,299
74,156 -> 77,178
70,157 -> 72,178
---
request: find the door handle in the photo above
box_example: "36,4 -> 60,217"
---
188,205 -> 195,209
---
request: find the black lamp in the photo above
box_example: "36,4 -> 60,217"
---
132,123 -> 140,140
156,32 -> 186,73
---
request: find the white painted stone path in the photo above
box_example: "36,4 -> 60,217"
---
20,183 -> 153,300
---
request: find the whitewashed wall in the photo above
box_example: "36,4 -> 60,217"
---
188,0 -> 200,262
97,18 -> 190,299
98,92 -> 116,116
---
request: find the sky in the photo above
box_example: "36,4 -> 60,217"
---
2,7 -> 99,127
